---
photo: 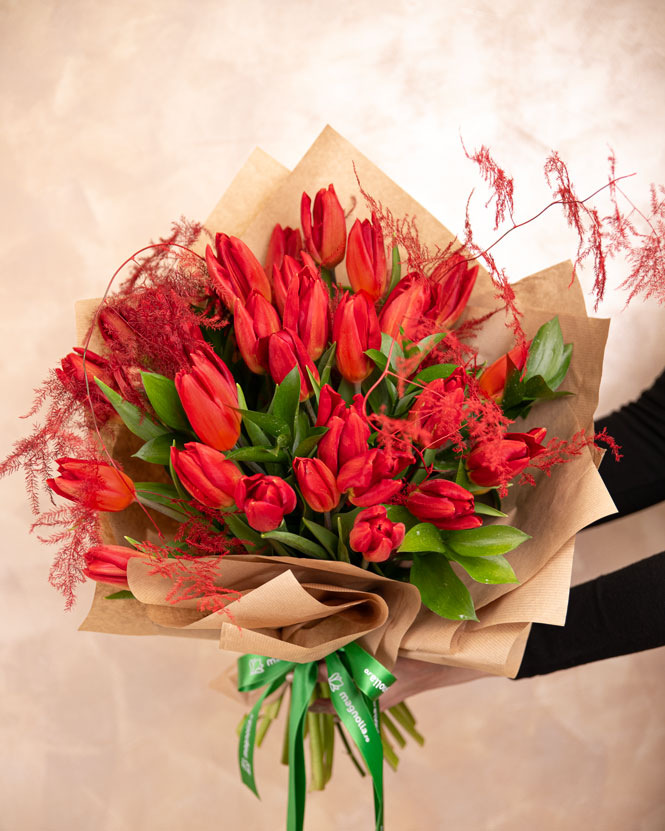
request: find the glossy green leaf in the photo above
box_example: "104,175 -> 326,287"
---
302,519 -> 338,558
336,515 -> 351,563
268,366 -> 300,437
135,482 -> 189,521
94,378 -> 167,441
398,522 -> 448,554
224,512 -> 264,550
449,553 -> 518,584
442,525 -> 531,557
141,372 -> 190,431
105,590 -> 135,599
224,446 -> 287,463
365,348 -> 388,373
410,553 -> 478,621
133,433 -> 183,466
387,243 -> 401,295
407,363 -> 458,393
473,502 -> 508,518
236,383 -> 270,447
317,342 -> 337,388
293,426 -> 328,458
239,409 -> 289,439
261,530 -> 329,559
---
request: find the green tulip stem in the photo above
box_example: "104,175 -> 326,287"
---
380,728 -> 400,771
304,398 -> 317,424
388,703 -> 425,746
334,721 -> 366,778
353,382 -> 363,396
381,710 -> 406,748
320,267 -> 335,295
307,710 -> 325,791
324,511 -> 332,531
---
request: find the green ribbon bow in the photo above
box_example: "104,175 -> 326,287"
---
237,642 -> 396,831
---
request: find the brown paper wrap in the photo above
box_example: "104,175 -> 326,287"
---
79,127 -> 616,678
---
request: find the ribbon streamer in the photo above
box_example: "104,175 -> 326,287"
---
237,643 -> 396,831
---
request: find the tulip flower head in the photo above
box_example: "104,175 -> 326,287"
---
256,329 -> 320,401
333,290 -> 381,384
293,457 -> 340,512
467,427 -> 547,488
408,369 -> 468,449
346,213 -> 387,301
406,479 -> 481,530
264,223 -> 302,278
175,347 -> 241,451
83,544 -> 143,586
429,252 -> 478,329
282,267 -> 331,361
478,341 -> 530,402
47,458 -> 135,512
301,184 -> 346,268
349,506 -> 405,562
171,443 -> 242,509
235,474 -> 297,533
206,233 -> 271,311
234,292 -> 281,374
337,448 -> 412,507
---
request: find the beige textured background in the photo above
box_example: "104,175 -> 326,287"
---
1,1 -> 664,829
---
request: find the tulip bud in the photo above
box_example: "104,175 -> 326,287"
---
317,410 -> 371,476
332,291 -> 381,384
467,428 -> 547,488
235,474 -> 297,533
405,479 -> 481,530
271,253 -> 318,317
256,329 -> 320,402
349,506 -> 405,562
408,368 -> 468,448
171,443 -> 242,509
175,347 -> 241,451
206,233 -> 271,311
83,544 -> 142,586
55,347 -> 116,422
47,458 -> 135,512
429,252 -> 478,329
282,267 -> 331,361
233,292 -> 281,374
293,457 -> 340,512
346,213 -> 387,301
337,448 -> 412,507
315,384 -> 347,427
379,273 -> 432,341
478,341 -> 530,402
264,224 -> 302,278
301,184 -> 346,268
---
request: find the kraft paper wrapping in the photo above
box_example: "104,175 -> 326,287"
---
78,126 -> 616,678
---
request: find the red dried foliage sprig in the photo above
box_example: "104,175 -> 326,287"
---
462,139 -> 515,229
519,427 -> 622,487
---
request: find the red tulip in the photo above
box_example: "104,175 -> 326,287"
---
405,479 -> 481,530
264,224 -> 302,278
234,292 -> 281,374
282,267 -> 331,361
293,457 -> 340,512
408,368 -> 468,448
379,274 -> 432,341
47,458 -> 135,512
175,347 -> 241,451
205,233 -> 271,311
337,448 -> 412,507
349,506 -> 405,562
256,329 -> 320,401
346,213 -> 387,301
332,290 -> 381,384
55,347 -> 117,422
83,544 -> 143,586
170,443 -> 242,509
271,252 -> 319,317
315,384 -> 359,427
467,427 -> 547,488
317,408 -> 371,476
478,341 -> 530,401
301,184 -> 346,268
235,474 -> 297,533
429,252 -> 478,329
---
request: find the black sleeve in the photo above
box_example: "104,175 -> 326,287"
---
516,552 -> 665,678
515,370 -> 665,678
594,368 -> 665,521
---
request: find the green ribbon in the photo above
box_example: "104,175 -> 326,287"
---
237,644 -> 396,831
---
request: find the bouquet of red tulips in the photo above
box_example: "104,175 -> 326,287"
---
5,128 -> 618,831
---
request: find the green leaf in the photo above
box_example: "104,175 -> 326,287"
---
239,409 -> 289,439
261,530 -> 329,559
268,366 -> 300,438
105,589 -> 135,599
365,348 -> 388,373
442,525 -> 531,558
473,502 -> 508,518
380,332 -> 404,367
293,426 -> 328,458
449,553 -> 518,584
337,378 -> 355,404
387,243 -> 401,295
224,512 -> 264,550
236,383 -> 270,447
408,363 -> 458,390
224,446 -> 287,463
302,519 -> 339,558
385,505 -> 420,532
94,378 -> 168,442
132,433 -> 184,466
141,372 -> 190,432
135,482 -> 189,522
398,523 -> 448,554
317,343 -> 337,388
524,317 -> 570,389
410,553 -> 478,621
336,506 -> 364,541
414,332 -> 448,357
336,515 -> 351,563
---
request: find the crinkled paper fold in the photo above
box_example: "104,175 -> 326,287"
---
79,126 -> 616,678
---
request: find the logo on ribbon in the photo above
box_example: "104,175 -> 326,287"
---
328,671 -> 344,692
249,657 -> 265,675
